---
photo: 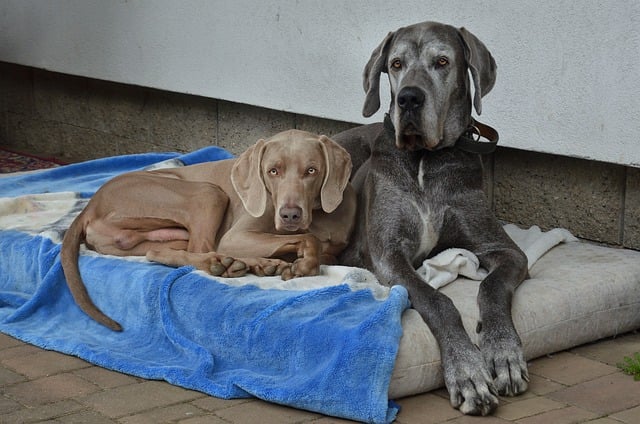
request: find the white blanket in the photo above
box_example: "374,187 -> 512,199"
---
417,224 -> 578,289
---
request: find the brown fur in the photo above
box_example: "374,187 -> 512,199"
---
61,130 -> 356,331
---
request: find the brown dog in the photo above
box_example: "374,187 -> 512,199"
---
61,130 -> 356,331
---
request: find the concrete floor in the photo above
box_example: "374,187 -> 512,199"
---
1,331 -> 639,423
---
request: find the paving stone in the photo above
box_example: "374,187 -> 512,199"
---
177,415 -> 229,424
524,373 -> 566,396
513,405 -> 598,424
570,332 -> 640,366
610,405 -> 640,423
494,396 -> 566,421
2,349 -> 90,379
118,402 -> 207,424
445,415 -> 511,423
213,398 -> 321,424
0,333 -> 23,349
4,373 -> 101,406
583,419 -> 628,424
78,381 -> 202,418
395,393 -> 461,424
0,342 -> 42,360
0,399 -> 85,423
308,416 -> 361,423
52,410 -> 117,423
73,366 -> 140,389
0,395 -> 23,415
0,366 -> 26,385
548,372 -> 640,415
190,395 -> 253,411
527,352 -> 618,385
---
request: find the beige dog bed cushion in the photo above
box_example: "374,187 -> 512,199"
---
390,238 -> 640,398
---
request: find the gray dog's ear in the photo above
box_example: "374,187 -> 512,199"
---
231,139 -> 268,217
362,31 -> 395,118
318,135 -> 352,213
458,27 -> 497,115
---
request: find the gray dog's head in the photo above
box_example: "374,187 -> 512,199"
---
362,21 -> 496,151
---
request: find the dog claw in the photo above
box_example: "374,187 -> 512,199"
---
221,256 -> 235,267
209,263 -> 227,276
229,260 -> 247,273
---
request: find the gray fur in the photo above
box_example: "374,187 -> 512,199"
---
334,21 -> 528,416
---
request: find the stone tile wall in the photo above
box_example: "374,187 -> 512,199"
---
1,62 -> 638,250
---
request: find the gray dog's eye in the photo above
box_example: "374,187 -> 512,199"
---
436,56 -> 449,67
390,59 -> 402,70
306,167 -> 317,175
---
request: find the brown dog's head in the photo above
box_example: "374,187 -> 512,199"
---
231,130 -> 352,232
362,21 -> 496,151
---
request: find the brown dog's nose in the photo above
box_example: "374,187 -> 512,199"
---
397,86 -> 425,111
280,206 -> 302,225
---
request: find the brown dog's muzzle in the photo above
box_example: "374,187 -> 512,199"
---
278,206 -> 304,232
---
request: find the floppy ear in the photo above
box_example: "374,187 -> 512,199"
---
362,31 -> 395,117
318,135 -> 352,213
231,139 -> 268,217
458,27 -> 497,115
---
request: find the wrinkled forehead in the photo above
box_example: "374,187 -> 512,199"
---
261,134 -> 324,166
390,23 -> 464,60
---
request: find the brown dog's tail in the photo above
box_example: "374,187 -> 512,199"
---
60,212 -> 123,331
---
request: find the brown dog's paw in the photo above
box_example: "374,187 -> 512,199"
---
146,250 -> 248,278
209,256 -> 248,277
283,257 -> 320,280
254,258 -> 291,277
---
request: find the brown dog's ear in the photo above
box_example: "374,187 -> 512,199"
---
458,27 -> 497,115
362,31 -> 395,118
318,135 -> 352,213
231,139 -> 268,217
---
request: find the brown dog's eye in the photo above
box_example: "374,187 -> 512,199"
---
306,167 -> 317,175
391,59 -> 402,70
436,56 -> 449,67
268,168 -> 279,176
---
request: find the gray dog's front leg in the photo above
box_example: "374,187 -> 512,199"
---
476,248 -> 529,396
374,254 -> 500,415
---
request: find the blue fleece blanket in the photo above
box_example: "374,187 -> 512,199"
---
0,147 -> 408,423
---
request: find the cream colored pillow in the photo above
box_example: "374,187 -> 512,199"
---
389,242 -> 640,398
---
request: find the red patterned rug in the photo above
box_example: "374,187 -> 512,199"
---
0,149 -> 64,173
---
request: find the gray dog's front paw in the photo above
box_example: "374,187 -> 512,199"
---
442,345 -> 499,416
479,329 -> 529,396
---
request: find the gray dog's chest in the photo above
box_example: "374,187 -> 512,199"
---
380,152 -> 448,260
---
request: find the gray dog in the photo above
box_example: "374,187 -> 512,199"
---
333,21 -> 529,415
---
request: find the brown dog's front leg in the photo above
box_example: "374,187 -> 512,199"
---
277,235 -> 322,280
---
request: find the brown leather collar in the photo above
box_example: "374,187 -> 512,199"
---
383,114 -> 499,154
456,119 -> 499,154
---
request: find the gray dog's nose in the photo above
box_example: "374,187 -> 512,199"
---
397,87 -> 425,111
280,206 -> 302,224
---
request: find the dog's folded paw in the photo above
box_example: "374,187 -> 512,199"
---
241,258 -> 291,277
280,257 -> 320,280
210,256 -> 248,278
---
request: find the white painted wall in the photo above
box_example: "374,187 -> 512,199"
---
1,0 -> 638,166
